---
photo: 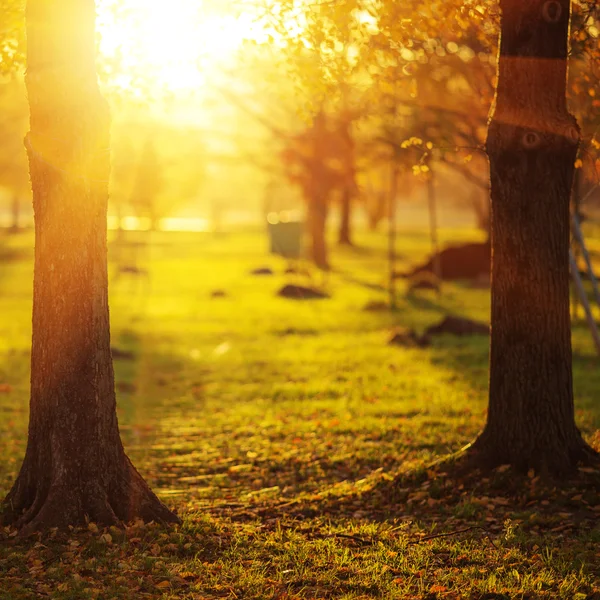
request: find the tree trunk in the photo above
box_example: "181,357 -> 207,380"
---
308,195 -> 329,270
307,111 -> 330,270
470,0 -> 597,475
338,187 -> 352,245
337,115 -> 355,246
2,0 -> 179,534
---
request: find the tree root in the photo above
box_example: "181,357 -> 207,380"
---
2,455 -> 180,535
429,434 -> 600,481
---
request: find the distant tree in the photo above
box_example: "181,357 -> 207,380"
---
131,137 -> 163,230
0,78 -> 30,230
109,131 -> 136,235
336,108 -> 358,245
282,112 -> 333,269
269,1 -> 369,249
2,0 -> 179,533
281,111 -> 354,269
467,0 -> 598,474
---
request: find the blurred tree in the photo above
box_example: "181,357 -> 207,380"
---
110,119 -> 206,231
2,0 -> 179,533
281,110 -> 356,269
336,107 -> 358,245
268,0 -> 370,250
281,112 -> 331,269
467,0 -> 598,474
130,137 -> 163,230
0,77 -> 29,230
109,128 -> 136,235
0,0 -> 25,76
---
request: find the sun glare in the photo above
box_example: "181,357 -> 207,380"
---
97,0 -> 268,94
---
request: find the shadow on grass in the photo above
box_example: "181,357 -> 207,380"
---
333,267 -> 387,292
216,450 -> 600,564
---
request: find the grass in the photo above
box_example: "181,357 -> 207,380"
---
0,225 -> 599,599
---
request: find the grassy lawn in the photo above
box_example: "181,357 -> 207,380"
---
0,226 -> 599,599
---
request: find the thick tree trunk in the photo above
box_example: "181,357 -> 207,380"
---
470,0 -> 597,475
2,0 -> 179,534
338,188 -> 352,245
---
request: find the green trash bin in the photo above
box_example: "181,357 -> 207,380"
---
267,213 -> 303,259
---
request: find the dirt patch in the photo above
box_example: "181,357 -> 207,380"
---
400,241 -> 490,281
284,266 -> 311,276
251,267 -> 274,275
425,315 -> 489,337
389,316 -> 489,349
278,284 -> 329,300
363,300 -> 390,312
274,327 -> 318,337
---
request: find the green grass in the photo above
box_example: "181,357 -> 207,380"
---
0,226 -> 599,599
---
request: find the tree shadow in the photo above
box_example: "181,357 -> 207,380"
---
223,455 -> 600,559
332,267 -> 387,292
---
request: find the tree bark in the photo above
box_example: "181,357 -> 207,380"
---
470,0 -> 597,475
2,0 -> 179,534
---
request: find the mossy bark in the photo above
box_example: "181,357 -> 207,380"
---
470,0 -> 598,475
2,0 -> 179,534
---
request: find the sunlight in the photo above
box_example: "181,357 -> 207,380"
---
107,215 -> 211,232
97,0 -> 268,94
